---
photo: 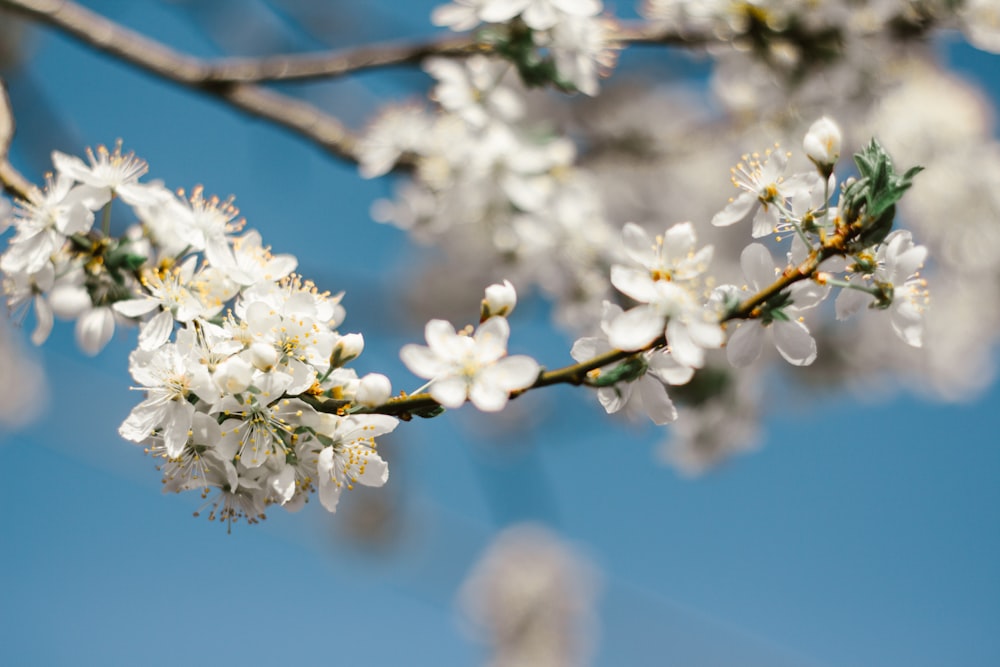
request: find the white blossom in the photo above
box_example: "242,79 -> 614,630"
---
725,243 -> 827,368
400,316 -> 540,411
314,414 -> 398,513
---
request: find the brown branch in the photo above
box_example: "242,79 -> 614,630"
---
0,77 -> 34,201
0,0 -> 367,165
194,22 -> 705,84
1,0 -> 710,87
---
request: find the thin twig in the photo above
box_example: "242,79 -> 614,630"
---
0,0 -> 369,166
0,77 -> 34,201
0,0 -> 712,86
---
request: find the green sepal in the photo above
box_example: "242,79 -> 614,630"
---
411,405 -> 446,419
871,282 -> 894,310
588,356 -> 648,387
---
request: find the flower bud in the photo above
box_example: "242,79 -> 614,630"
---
481,279 -> 517,321
331,333 -> 364,367
214,355 -> 253,394
249,342 -> 278,371
76,306 -> 115,356
356,373 -> 392,407
803,117 -> 842,171
50,283 -> 92,319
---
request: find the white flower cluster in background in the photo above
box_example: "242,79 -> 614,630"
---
458,523 -> 600,667
433,0 -> 615,96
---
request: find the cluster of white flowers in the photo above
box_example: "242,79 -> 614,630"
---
359,55 -> 620,329
432,0 -> 615,96
0,115 -> 932,525
0,144 -> 404,526
563,118 -> 928,440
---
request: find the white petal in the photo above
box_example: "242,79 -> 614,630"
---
487,355 -> 540,392
636,376 -> 677,425
610,266 -> 659,304
400,344 -> 445,379
663,222 -> 697,262
113,296 -> 160,318
425,319 -> 459,358
726,321 -> 764,367
317,450 -> 343,513
835,279 -> 869,320
474,316 -> 510,364
666,320 -> 705,369
271,466 -> 297,504
351,447 -> 389,487
711,192 -> 758,227
607,305 -> 664,351
31,295 -> 53,346
772,319 -> 817,366
430,376 -> 469,409
789,281 -> 829,311
138,309 -> 174,350
740,243 -> 776,290
469,381 -> 509,412
597,385 -> 629,414
621,222 -> 654,268
162,400 -> 195,458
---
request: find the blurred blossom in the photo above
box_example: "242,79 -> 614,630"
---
0,320 -> 47,431
458,523 -> 601,667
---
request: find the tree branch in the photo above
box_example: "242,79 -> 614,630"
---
0,0 -> 369,166
0,77 -> 34,201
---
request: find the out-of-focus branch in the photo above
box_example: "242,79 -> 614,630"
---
0,0 -> 371,166
0,77 -> 34,201
0,0 -> 706,85
183,22 -> 701,84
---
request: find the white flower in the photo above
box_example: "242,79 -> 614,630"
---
314,414 -> 398,513
711,147 -> 789,237
357,104 -> 435,179
155,413 -> 238,495
400,317 -> 540,411
112,257 -> 213,351
119,341 -> 216,456
620,221 -> 713,282
571,301 -> 692,425
725,244 -> 827,367
215,371 -> 317,468
835,230 -> 929,347
608,223 -> 723,367
546,14 -> 617,96
802,116 -> 842,169
147,186 -> 243,273
426,56 -> 524,128
52,142 -> 164,208
1,174 -> 93,275
3,263 -> 55,345
229,230 -> 297,286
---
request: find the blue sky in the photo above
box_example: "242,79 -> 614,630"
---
1,2 -> 998,666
